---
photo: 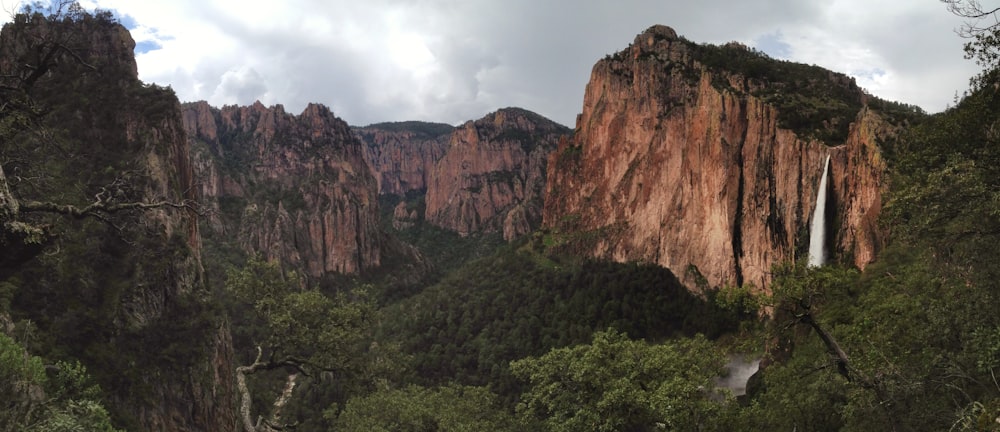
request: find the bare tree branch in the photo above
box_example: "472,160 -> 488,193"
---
797,312 -> 852,381
236,347 -> 264,432
19,198 -> 199,218
268,373 -> 299,429
944,0 -> 1000,37
235,347 -> 308,432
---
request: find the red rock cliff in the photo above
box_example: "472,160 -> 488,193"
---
185,101 -> 382,277
544,25 -> 893,290
354,122 -> 452,196
424,108 -> 569,240
356,110 -> 569,241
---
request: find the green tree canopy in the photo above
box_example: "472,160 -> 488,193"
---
0,333 -> 120,432
335,384 -> 518,432
225,255 -> 374,432
511,329 -> 726,432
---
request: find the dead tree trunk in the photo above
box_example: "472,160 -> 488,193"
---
799,312 -> 852,381
235,347 -> 303,432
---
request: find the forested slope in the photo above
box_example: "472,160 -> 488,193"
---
379,245 -> 746,400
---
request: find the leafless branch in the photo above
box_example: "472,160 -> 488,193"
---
943,0 -> 1000,37
235,346 -> 310,432
236,347 -> 264,432
268,373 -> 298,429
19,198 -> 200,218
797,312 -> 852,381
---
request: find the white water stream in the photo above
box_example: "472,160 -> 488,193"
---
807,155 -> 831,268
716,355 -> 761,397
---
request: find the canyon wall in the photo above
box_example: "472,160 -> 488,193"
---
354,121 -> 452,197
184,101 -> 382,277
425,108 -> 569,240
359,109 -> 568,241
544,25 -> 892,290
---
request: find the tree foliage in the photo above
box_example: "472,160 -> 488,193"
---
226,255 -> 374,371
379,247 -> 745,402
335,384 -> 519,432
944,0 -> 1000,88
0,333 -> 120,432
511,329 -> 726,432
733,248 -> 1000,431
224,255 -> 375,432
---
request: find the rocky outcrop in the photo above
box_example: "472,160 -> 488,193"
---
184,101 -> 382,277
0,14 -> 235,431
391,201 -> 420,230
424,108 -> 569,240
357,110 -> 569,241
544,25 -> 894,290
354,122 -> 452,196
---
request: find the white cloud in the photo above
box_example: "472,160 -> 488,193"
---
0,0 -> 987,124
212,66 -> 269,105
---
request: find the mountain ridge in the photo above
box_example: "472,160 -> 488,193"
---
183,99 -> 384,279
358,107 -> 571,241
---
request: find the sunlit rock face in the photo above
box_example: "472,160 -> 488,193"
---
185,101 -> 382,277
543,25 -> 890,291
358,109 -> 570,241
354,122 -> 451,197
424,108 -> 569,241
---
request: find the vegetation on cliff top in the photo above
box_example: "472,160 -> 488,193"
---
608,26 -> 926,143
357,120 -> 455,138
688,41 -> 926,142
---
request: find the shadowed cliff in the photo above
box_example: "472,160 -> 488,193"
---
0,13 -> 236,431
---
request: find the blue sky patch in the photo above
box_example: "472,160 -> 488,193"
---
851,68 -> 887,82
117,12 -> 139,30
754,31 -> 792,59
135,40 -> 163,54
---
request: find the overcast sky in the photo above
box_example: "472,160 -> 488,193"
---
7,1 -> 983,126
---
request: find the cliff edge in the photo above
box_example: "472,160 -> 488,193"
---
544,25 -> 908,290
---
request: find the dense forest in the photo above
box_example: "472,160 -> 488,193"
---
2,2 -> 1000,432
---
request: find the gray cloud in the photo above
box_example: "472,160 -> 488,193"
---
102,0 -> 982,126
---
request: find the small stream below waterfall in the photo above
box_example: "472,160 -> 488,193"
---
716,355 -> 761,397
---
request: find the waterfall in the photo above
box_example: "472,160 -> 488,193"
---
715,355 -> 761,397
808,155 -> 831,267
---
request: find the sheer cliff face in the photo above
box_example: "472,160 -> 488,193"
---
185,101 -> 381,277
0,16 -> 235,431
544,25 -> 889,290
357,109 -> 569,241
354,124 -> 451,196
424,108 -> 569,240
